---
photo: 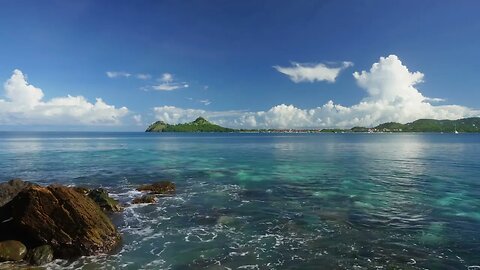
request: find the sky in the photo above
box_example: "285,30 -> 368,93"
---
0,0 -> 479,131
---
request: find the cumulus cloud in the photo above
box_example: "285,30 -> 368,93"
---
153,106 -> 245,125
106,71 -> 131,78
152,73 -> 189,91
0,69 -> 129,125
154,55 -> 479,128
274,61 -> 353,83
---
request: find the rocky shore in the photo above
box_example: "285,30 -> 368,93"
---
0,179 -> 175,268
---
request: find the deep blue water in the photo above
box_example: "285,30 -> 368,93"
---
1,132 -> 480,269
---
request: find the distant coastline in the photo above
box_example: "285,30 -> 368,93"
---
146,117 -> 480,133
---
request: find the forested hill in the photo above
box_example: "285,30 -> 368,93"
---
372,117 -> 480,132
146,117 -> 235,132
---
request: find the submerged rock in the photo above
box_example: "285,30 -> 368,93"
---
0,179 -> 36,207
0,185 -> 121,259
131,195 -> 157,204
27,245 -> 53,266
137,181 -> 175,194
88,188 -> 123,212
216,216 -> 237,226
0,240 -> 27,262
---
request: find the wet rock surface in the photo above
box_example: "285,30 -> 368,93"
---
87,188 -> 123,212
137,181 -> 175,194
132,194 -> 157,204
0,185 -> 121,259
0,240 -> 27,262
26,245 -> 53,266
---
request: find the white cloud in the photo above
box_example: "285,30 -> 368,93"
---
424,97 -> 446,103
153,55 -> 479,128
160,73 -> 173,82
153,84 -> 182,91
136,73 -> 151,80
152,73 -> 189,91
107,71 -> 152,80
274,61 -> 353,83
106,71 -> 131,78
199,99 -> 211,106
0,69 -> 129,125
153,106 -> 245,125
132,114 -> 142,125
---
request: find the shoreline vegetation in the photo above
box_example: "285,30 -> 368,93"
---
146,116 -> 480,133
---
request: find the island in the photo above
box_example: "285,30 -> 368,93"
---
146,117 -> 480,133
146,117 -> 235,132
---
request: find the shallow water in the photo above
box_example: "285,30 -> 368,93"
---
1,132 -> 479,269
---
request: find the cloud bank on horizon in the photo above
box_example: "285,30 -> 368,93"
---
0,55 -> 478,128
154,55 -> 479,128
0,69 -> 128,125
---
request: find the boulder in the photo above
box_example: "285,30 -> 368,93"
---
131,195 -> 157,204
0,179 -> 36,207
27,245 -> 53,266
87,188 -> 123,212
0,240 -> 27,262
137,181 -> 175,194
0,185 -> 121,259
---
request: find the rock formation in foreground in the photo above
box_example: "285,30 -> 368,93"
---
0,183 -> 122,260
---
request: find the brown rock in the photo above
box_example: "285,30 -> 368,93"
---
0,185 -> 121,259
0,240 -> 27,262
71,186 -> 90,195
137,181 -> 175,194
131,195 -> 157,204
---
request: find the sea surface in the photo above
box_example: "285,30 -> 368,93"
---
0,132 -> 479,270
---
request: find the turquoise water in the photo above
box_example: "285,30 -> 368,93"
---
1,132 -> 480,269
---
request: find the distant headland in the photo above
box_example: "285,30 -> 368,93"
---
146,117 -> 480,133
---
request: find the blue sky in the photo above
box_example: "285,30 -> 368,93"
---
0,1 -> 479,130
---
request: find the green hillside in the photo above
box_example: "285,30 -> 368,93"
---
146,117 -> 235,132
371,117 -> 480,132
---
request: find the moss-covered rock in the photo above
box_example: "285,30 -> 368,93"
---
0,185 -> 121,259
87,188 -> 123,212
26,245 -> 53,266
0,240 -> 27,262
137,181 -> 175,195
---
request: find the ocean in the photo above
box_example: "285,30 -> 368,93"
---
0,132 -> 479,269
